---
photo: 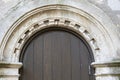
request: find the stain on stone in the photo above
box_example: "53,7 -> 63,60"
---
75,24 -> 80,29
24,30 -> 30,35
65,20 -> 70,25
34,24 -> 39,28
44,20 -> 49,24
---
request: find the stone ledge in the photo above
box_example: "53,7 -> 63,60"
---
91,61 -> 120,67
0,74 -> 20,77
95,73 -> 120,77
0,62 -> 22,68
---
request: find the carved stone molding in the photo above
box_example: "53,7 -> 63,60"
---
92,61 -> 120,77
0,62 -> 22,79
92,60 -> 120,67
0,62 -> 22,68
0,5 -> 114,62
13,18 -> 100,62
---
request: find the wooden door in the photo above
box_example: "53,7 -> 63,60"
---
20,28 -> 95,80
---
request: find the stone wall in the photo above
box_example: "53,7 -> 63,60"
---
0,0 -> 120,80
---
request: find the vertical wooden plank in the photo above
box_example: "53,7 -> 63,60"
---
52,31 -> 62,80
79,40 -> 90,80
23,42 -> 34,80
43,32 -> 52,80
33,35 -> 43,80
61,32 -> 71,80
70,35 -> 81,80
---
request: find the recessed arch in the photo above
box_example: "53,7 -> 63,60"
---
19,26 -> 95,80
19,26 -> 95,62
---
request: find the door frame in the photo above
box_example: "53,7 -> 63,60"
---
19,27 -> 95,80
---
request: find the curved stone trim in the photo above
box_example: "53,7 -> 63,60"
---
92,61 -> 120,67
12,18 -> 100,62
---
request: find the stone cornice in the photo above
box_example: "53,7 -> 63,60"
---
95,73 -> 120,77
91,60 -> 120,67
0,62 -> 22,68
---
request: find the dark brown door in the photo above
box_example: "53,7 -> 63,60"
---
20,28 -> 95,80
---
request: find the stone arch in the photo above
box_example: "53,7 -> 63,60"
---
0,5 -> 114,62
0,4 -> 118,80
14,18 -> 100,62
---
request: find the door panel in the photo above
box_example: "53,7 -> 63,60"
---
20,29 -> 94,80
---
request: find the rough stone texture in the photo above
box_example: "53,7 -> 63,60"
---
88,0 -> 120,58
0,0 -> 120,53
0,0 -> 120,80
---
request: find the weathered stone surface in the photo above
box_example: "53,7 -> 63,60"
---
0,0 -> 120,80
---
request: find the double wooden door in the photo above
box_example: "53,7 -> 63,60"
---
20,28 -> 94,80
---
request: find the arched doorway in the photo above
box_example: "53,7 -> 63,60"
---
19,27 -> 95,80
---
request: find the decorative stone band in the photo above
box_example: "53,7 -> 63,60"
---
0,62 -> 22,68
12,18 -> 100,62
0,75 -> 19,78
91,60 -> 120,67
0,62 -> 22,78
91,61 -> 120,77
95,73 -> 120,77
